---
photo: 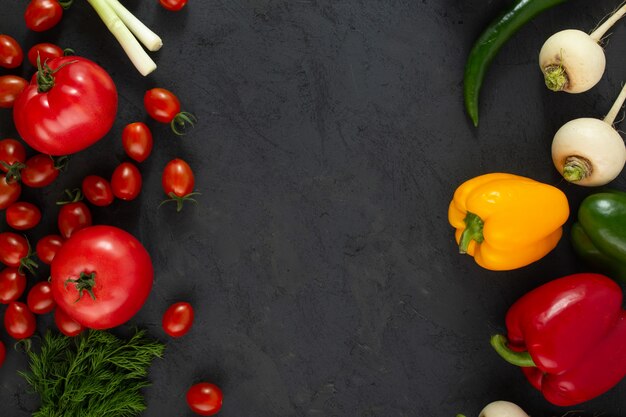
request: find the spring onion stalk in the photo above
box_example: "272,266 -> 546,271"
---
104,0 -> 163,51
86,0 -> 158,76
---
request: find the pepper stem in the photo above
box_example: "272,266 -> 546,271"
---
543,64 -> 568,92
562,156 -> 592,182
458,211 -> 484,254
64,272 -> 97,302
490,334 -> 536,368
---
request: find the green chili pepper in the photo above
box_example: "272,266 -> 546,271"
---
463,0 -> 569,127
571,190 -> 626,283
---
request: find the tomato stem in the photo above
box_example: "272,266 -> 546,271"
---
57,188 -> 83,205
159,191 -> 201,212
3,161 -> 25,184
58,0 -> 74,10
65,272 -> 97,302
36,57 -> 78,93
171,112 -> 197,136
18,238 -> 39,276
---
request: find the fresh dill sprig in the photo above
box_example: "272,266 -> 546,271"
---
19,329 -> 165,417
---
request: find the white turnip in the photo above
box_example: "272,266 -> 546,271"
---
456,401 -> 529,417
552,83 -> 626,186
539,3 -> 626,93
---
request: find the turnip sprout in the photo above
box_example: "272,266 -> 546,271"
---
86,0 -> 162,76
456,401 -> 529,417
552,82 -> 626,186
539,3 -> 626,93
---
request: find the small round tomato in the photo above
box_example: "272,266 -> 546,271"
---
162,158 -> 198,211
0,340 -> 5,367
58,192 -> 92,239
27,42 -> 64,66
0,75 -> 28,109
122,122 -> 153,163
6,202 -> 41,230
82,175 -> 114,206
111,162 -> 142,201
25,0 -> 64,32
36,234 -> 64,264
187,382 -> 223,416
0,232 -> 31,269
5,302 -> 36,339
54,307 -> 84,336
0,267 -> 26,304
0,177 -> 21,210
0,138 -> 26,172
27,281 -> 56,314
159,0 -> 188,11
162,302 -> 194,337
144,88 -> 196,134
21,154 -> 61,188
0,35 -> 23,69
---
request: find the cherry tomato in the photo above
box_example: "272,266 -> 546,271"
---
144,88 -> 195,135
54,307 -> 84,337
0,138 -> 26,172
162,302 -> 194,337
0,75 -> 28,109
159,0 -> 188,11
5,302 -> 36,339
0,35 -> 23,69
162,158 -> 198,211
24,0 -> 64,32
21,154 -> 60,188
50,225 -> 154,329
6,202 -> 41,230
0,267 -> 27,304
111,162 -> 142,201
27,281 -> 56,314
186,382 -> 223,416
36,234 -> 64,265
14,56 -> 118,156
0,341 -> 5,368
82,175 -> 114,206
27,42 -> 64,66
0,176 -> 22,210
58,196 -> 92,239
122,122 -> 153,163
0,232 -> 30,269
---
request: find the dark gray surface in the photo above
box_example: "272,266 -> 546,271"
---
1,0 -> 626,416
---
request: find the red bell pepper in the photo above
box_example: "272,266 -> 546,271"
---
491,273 -> 626,406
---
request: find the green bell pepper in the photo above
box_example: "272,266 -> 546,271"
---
572,190 -> 626,282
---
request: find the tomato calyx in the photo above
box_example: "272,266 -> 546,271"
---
160,191 -> 201,212
57,188 -> 83,205
58,0 -> 74,10
3,161 -> 26,183
64,271 -> 96,302
53,155 -> 69,171
36,55 -> 78,93
18,242 -> 39,276
171,111 -> 197,136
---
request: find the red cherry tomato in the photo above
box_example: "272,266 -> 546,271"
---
50,225 -> 154,329
0,35 -> 23,69
0,267 -> 27,304
0,177 -> 21,209
5,302 -> 36,339
0,75 -> 28,109
159,0 -> 188,11
54,307 -> 84,336
0,139 -> 26,172
58,200 -> 92,240
122,122 -> 153,163
82,175 -> 114,206
111,162 -> 142,201
0,232 -> 30,268
186,382 -> 223,416
6,202 -> 42,230
24,0 -> 64,32
162,302 -> 194,337
36,234 -> 64,264
162,158 -> 197,211
27,281 -> 56,314
27,42 -> 64,66
21,154 -> 61,188
144,88 -> 195,135
0,341 -> 5,368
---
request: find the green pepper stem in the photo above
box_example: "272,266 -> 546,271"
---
490,334 -> 536,368
458,211 -> 484,254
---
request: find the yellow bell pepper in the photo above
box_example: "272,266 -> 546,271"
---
448,173 -> 569,270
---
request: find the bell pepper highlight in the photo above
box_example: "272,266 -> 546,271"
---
448,173 -> 569,270
492,273 -> 626,406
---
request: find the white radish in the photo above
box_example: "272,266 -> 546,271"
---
478,401 -> 530,417
539,3 -> 626,93
551,83 -> 626,186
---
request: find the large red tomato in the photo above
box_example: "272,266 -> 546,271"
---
50,225 -> 153,329
13,56 -> 117,155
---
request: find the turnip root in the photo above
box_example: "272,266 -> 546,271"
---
456,401 -> 529,417
539,3 -> 626,93
552,83 -> 626,186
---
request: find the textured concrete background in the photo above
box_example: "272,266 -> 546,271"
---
1,0 -> 626,416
